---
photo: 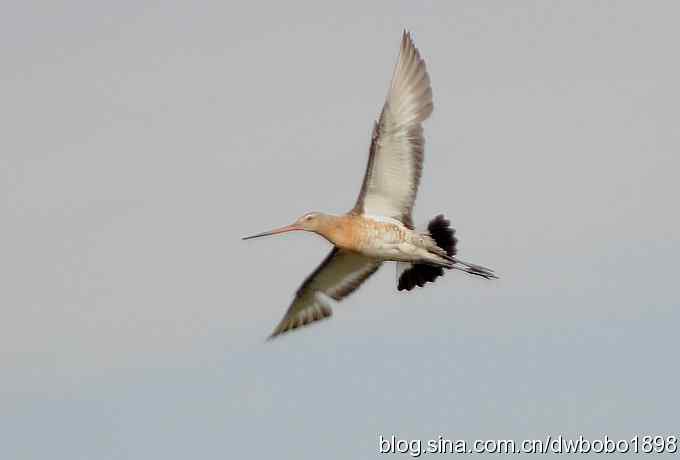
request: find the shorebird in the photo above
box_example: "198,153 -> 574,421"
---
243,30 -> 497,339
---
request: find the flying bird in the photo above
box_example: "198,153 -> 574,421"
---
243,30 -> 497,339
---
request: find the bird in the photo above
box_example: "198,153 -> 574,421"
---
243,30 -> 497,339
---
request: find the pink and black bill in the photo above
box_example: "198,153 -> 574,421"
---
242,224 -> 301,240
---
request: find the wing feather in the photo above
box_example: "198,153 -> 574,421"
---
269,248 -> 381,339
352,30 -> 433,228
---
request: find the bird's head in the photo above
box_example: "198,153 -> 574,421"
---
292,211 -> 326,231
242,211 -> 331,240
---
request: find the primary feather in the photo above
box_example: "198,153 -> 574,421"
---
352,30 -> 433,228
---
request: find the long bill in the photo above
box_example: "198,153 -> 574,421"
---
241,224 -> 302,240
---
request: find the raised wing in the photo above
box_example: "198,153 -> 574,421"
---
269,248 -> 382,339
352,30 -> 433,228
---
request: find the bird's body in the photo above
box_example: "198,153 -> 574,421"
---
305,213 -> 451,266
243,30 -> 497,338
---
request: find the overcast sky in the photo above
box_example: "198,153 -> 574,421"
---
2,1 -> 679,458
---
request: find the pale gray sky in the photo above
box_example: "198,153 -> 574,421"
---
2,1 -> 679,458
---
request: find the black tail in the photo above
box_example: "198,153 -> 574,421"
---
427,214 -> 457,257
397,214 -> 497,291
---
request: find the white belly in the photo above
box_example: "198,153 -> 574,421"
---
361,243 -> 424,262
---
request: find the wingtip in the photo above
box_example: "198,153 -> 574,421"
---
266,323 -> 288,341
402,28 -> 412,46
266,326 -> 288,341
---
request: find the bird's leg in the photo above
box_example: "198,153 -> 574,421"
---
451,258 -> 498,279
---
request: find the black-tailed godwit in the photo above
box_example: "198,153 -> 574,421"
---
243,31 -> 497,338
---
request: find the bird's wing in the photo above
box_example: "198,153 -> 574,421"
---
269,248 -> 381,339
352,30 -> 433,228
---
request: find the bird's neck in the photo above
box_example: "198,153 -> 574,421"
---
316,215 -> 359,250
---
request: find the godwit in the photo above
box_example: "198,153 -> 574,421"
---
243,30 -> 497,339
